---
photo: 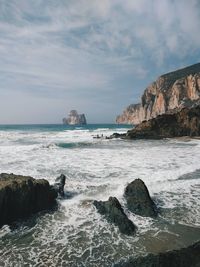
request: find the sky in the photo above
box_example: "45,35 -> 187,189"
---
0,0 -> 200,124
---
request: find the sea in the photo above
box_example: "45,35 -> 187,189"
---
0,124 -> 200,267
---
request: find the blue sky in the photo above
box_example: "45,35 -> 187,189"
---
0,0 -> 200,123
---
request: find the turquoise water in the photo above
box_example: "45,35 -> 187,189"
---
0,123 -> 133,132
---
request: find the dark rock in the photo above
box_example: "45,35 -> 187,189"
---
109,133 -> 126,139
93,197 -> 136,235
110,133 -> 123,138
114,240 -> 200,267
126,105 -> 200,139
0,173 -> 57,228
52,174 -> 66,197
124,179 -> 157,217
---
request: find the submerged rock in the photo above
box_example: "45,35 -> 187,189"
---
124,179 -> 157,217
114,240 -> 200,267
52,174 -> 66,197
126,105 -> 200,139
0,173 -> 57,228
93,197 -> 136,235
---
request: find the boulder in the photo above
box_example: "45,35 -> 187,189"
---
51,174 -> 66,197
0,173 -> 57,228
114,240 -> 200,267
124,179 -> 157,217
93,197 -> 136,235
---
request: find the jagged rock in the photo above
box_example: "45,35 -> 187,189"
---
126,105 -> 200,139
0,173 -> 57,228
114,240 -> 200,267
124,179 -> 157,217
117,63 -> 200,124
93,197 -> 136,235
51,174 -> 66,197
63,110 -> 87,125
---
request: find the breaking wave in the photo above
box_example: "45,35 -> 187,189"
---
0,124 -> 200,266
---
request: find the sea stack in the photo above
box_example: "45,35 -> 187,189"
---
63,110 -> 87,125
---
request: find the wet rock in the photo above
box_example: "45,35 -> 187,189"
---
110,133 -> 123,138
114,240 -> 200,267
52,174 -> 66,197
93,197 -> 136,235
0,173 -> 57,228
108,133 -> 126,139
124,179 -> 157,217
126,105 -> 200,139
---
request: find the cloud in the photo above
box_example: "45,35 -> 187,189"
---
0,0 -> 200,123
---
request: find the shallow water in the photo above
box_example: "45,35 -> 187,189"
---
0,124 -> 199,266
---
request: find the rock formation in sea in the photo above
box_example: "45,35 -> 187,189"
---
116,63 -> 200,124
51,174 -> 66,197
93,197 -> 136,235
0,173 -> 66,228
114,240 -> 200,267
63,110 -> 87,125
125,104 -> 200,139
124,179 -> 157,217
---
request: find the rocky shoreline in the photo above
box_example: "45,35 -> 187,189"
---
104,104 -> 200,265
111,105 -> 200,140
93,179 -> 200,266
0,173 -> 199,266
126,105 -> 200,139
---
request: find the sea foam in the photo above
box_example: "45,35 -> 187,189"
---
0,125 -> 200,266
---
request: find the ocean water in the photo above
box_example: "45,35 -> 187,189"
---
0,124 -> 200,267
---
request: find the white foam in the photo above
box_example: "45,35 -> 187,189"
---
0,128 -> 200,266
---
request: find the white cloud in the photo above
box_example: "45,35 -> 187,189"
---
0,0 -> 200,123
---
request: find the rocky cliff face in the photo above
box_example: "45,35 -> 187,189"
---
63,110 -> 87,125
116,63 -> 200,124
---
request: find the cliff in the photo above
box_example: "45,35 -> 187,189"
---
63,110 -> 87,125
116,63 -> 200,124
